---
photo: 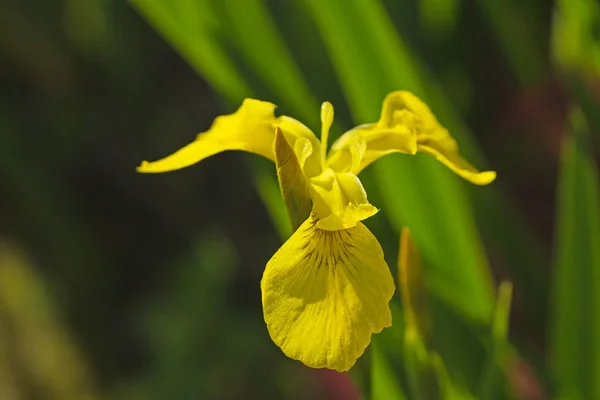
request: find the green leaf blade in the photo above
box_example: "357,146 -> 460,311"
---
550,108 -> 600,399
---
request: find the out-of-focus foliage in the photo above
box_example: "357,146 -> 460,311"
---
552,0 -> 600,74
480,281 -> 514,400
0,0 -> 599,398
0,243 -> 100,400
550,109 -> 600,399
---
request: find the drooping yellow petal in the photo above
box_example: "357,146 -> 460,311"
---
388,91 -> 495,184
417,134 -> 496,185
137,99 -> 322,175
327,91 -> 496,185
387,90 -> 495,185
309,168 -> 378,230
261,214 -> 395,371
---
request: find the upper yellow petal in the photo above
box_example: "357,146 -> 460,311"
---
327,98 -> 421,174
261,214 -> 395,371
327,91 -> 496,185
382,91 -> 496,184
327,122 -> 417,174
417,141 -> 496,185
137,99 -> 322,175
386,91 -> 495,184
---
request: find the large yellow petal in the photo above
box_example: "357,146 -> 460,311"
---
261,214 -> 395,371
137,99 -> 322,174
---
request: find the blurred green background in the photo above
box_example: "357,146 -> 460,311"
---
1,0 -> 599,399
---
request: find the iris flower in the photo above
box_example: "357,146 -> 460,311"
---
137,91 -> 496,371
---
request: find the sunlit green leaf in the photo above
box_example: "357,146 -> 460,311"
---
552,0 -> 600,74
550,108 -> 600,399
371,338 -> 408,400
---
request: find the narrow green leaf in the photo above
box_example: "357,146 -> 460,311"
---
403,332 -> 454,400
479,281 -> 513,400
399,227 -> 436,400
492,282 -> 513,342
371,338 -> 408,400
398,228 -> 432,344
429,352 -> 477,400
403,331 -> 431,400
550,108 -> 600,399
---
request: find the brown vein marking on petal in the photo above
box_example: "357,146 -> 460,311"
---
301,225 -> 352,272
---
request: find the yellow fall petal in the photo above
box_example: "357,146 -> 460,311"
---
417,139 -> 496,185
137,99 -> 321,175
261,214 -> 395,371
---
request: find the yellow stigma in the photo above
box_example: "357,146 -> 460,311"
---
320,101 -> 334,163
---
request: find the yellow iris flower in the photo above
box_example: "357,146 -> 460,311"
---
137,91 -> 496,371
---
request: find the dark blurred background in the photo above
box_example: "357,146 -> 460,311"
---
0,0 -> 598,399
